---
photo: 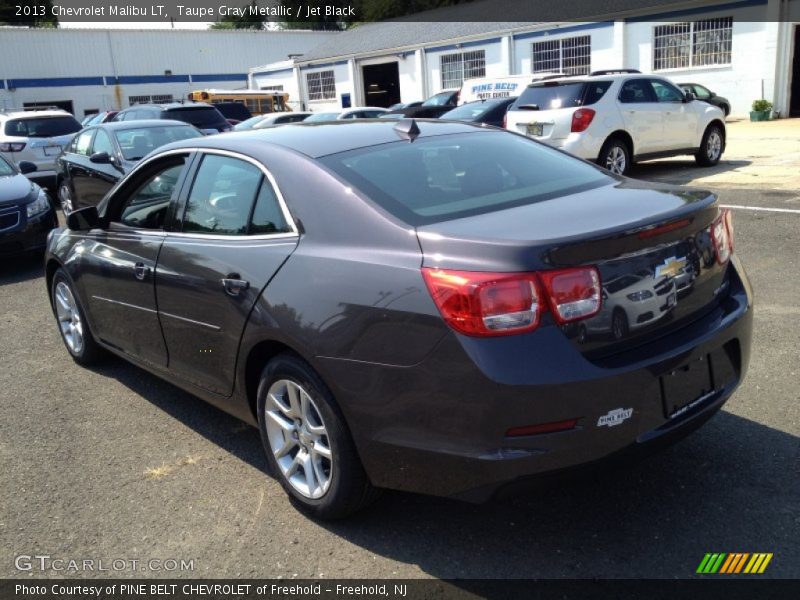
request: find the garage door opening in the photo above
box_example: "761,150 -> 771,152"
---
361,62 -> 400,108
790,25 -> 800,117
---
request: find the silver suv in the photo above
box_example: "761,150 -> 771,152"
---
0,109 -> 82,188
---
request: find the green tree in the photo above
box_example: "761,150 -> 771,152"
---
0,0 -> 58,27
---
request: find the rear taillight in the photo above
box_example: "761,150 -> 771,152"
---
538,267 -> 602,324
571,108 -> 596,133
422,269 -> 542,336
0,142 -> 26,152
711,208 -> 733,264
422,266 -> 601,337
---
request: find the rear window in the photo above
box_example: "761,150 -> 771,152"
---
164,107 -> 225,127
116,125 -> 203,160
214,102 -> 251,121
441,101 -> 495,120
423,91 -> 456,107
513,81 -> 611,110
4,116 -> 81,137
320,131 -> 611,226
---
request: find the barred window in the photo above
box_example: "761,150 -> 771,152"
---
653,18 -> 732,71
306,70 -> 336,101
440,49 -> 486,89
532,35 -> 591,76
128,94 -> 173,105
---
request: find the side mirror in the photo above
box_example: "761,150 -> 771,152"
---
90,151 -> 112,164
66,206 -> 101,231
18,161 -> 37,175
683,92 -> 696,103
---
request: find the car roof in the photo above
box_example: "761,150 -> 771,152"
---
161,119 -> 487,159
0,109 -> 72,119
123,102 -> 214,111
91,119 -> 194,131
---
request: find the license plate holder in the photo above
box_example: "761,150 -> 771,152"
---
43,145 -> 61,156
526,122 -> 544,137
660,354 -> 714,419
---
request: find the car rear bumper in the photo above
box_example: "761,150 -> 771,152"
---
316,256 -> 753,501
0,208 -> 58,256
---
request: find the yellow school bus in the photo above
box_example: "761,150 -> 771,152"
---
186,89 -> 290,115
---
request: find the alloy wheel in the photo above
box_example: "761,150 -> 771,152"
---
54,281 -> 84,354
707,131 -> 722,161
264,379 -> 333,499
605,145 -> 627,175
58,183 -> 74,215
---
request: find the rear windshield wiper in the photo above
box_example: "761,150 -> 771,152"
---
516,104 -> 540,110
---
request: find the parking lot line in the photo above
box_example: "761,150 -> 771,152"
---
720,204 -> 800,214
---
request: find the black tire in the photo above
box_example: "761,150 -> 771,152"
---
51,268 -> 104,365
695,124 -> 724,167
611,309 -> 629,341
598,137 -> 632,176
256,353 -> 379,519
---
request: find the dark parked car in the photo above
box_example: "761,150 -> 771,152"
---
388,101 -> 423,110
679,83 -> 731,116
440,97 -> 517,128
56,120 -> 203,214
45,120 -> 752,519
113,102 -> 231,133
0,155 -> 57,256
213,101 -> 253,126
384,90 -> 459,118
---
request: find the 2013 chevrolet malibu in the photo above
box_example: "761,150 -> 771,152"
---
45,120 -> 752,518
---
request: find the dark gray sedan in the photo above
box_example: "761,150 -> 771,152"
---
45,120 -> 752,518
55,120 -> 203,214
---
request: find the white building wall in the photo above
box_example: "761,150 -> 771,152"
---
299,62 -> 351,112
625,3 -> 775,117
0,28 -> 336,117
425,40 -> 505,93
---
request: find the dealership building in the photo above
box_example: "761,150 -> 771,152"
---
250,0 -> 800,118
0,28 -> 336,118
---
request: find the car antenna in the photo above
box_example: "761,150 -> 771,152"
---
394,118 -> 420,142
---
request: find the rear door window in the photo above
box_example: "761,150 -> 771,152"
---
182,154 -> 262,235
619,79 -> 657,103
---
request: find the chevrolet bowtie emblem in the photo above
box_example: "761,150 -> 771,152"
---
655,256 -> 687,279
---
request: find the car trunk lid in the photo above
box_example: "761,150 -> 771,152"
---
416,180 -> 730,357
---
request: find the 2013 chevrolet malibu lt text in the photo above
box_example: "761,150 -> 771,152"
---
44,120 -> 752,518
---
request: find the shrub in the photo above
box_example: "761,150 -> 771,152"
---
752,99 -> 773,112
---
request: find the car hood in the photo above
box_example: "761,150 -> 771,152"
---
0,173 -> 36,205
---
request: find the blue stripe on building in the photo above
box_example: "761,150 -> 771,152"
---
513,21 -> 614,41
425,37 -> 502,54
4,73 -> 246,89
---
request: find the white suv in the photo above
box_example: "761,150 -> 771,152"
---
505,70 -> 726,175
0,109 -> 82,188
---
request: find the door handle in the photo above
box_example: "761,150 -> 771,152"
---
133,262 -> 151,281
221,275 -> 250,297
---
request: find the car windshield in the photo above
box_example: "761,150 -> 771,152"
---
4,116 -> 82,137
0,155 -> 15,176
164,107 -> 225,127
320,131 -> 611,226
513,81 -> 610,110
304,112 -> 340,122
440,101 -> 496,120
422,92 -> 455,106
116,125 -> 203,160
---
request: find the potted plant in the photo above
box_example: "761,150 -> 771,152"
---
750,99 -> 773,121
